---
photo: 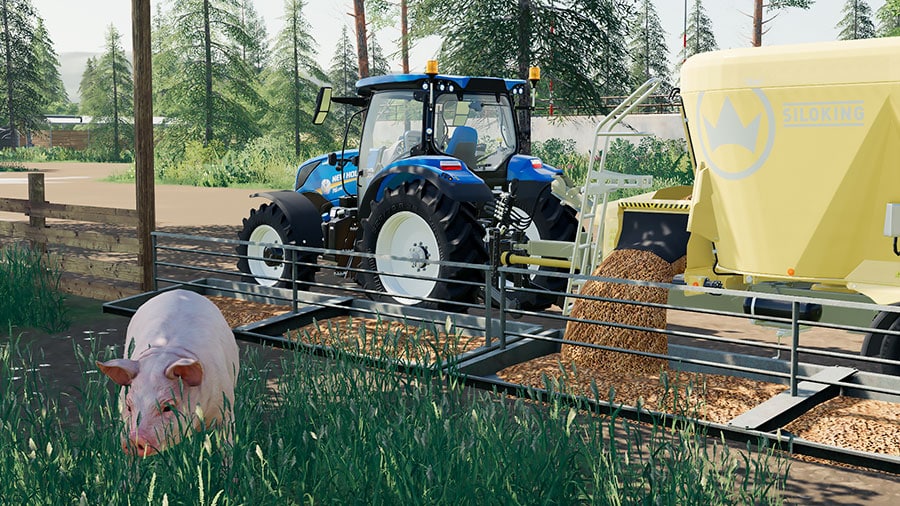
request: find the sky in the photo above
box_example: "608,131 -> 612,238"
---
31,0 -> 887,74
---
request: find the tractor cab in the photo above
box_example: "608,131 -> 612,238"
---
313,65 -> 531,197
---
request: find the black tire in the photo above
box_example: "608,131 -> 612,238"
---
356,179 -> 488,309
862,307 -> 900,375
509,192 -> 578,310
236,203 -> 318,288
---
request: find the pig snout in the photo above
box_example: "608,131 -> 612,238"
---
124,434 -> 159,457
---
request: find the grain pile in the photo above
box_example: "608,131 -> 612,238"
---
498,354 -> 784,423
205,295 -> 289,327
563,249 -> 683,375
287,316 -> 483,364
785,396 -> 900,455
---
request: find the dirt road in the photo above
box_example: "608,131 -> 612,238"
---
0,161 -> 268,227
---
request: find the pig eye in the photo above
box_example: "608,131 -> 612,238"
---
161,402 -> 175,414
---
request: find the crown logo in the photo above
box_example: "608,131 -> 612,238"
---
703,97 -> 761,153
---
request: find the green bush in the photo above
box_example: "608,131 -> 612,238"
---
0,244 -> 69,333
534,135 -> 694,200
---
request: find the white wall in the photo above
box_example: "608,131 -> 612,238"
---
531,114 -> 685,154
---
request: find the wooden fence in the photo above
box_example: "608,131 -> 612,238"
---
0,172 -> 143,300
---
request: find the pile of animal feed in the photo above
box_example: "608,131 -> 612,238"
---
562,248 -> 683,375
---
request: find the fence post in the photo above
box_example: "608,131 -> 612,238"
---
790,301 -> 800,396
27,173 -> 46,253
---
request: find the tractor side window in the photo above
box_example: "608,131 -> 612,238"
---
435,93 -> 517,171
359,91 -> 423,172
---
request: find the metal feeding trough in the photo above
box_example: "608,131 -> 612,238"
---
103,268 -> 900,474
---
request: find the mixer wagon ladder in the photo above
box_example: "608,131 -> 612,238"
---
558,78 -> 662,315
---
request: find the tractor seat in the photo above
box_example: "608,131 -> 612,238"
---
446,126 -> 478,169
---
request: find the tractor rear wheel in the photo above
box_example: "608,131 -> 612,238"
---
862,307 -> 900,375
508,192 -> 578,310
357,179 -> 487,309
236,203 -> 318,288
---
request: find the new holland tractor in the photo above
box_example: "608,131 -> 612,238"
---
236,62 -> 577,310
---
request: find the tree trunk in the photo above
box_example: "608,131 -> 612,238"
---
353,0 -> 369,78
752,0 -> 763,47
401,0 -> 409,74
517,0 -> 532,155
112,41 -> 121,160
292,7 -> 300,156
203,0 -> 214,145
2,0 -> 18,148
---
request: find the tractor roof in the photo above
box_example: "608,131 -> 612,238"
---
355,73 -> 526,96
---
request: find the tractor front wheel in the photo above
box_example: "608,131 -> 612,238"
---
357,179 -> 487,309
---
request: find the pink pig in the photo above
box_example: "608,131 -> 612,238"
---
97,289 -> 239,456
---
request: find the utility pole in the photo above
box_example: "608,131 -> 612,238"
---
132,0 -> 155,291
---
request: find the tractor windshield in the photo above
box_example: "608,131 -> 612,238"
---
434,93 -> 517,171
358,90 -> 425,172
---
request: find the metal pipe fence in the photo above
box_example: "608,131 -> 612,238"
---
143,230 -> 900,404
90,230 -> 900,472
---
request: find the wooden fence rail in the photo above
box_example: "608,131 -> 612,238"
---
0,172 -> 143,300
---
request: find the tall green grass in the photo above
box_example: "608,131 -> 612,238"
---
0,243 -> 69,333
0,320 -> 789,504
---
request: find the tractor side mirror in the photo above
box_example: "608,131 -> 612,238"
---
313,87 -> 332,125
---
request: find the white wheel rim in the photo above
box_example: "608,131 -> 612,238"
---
375,211 -> 440,305
247,224 -> 285,287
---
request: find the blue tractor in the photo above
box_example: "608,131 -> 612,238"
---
236,65 -> 577,310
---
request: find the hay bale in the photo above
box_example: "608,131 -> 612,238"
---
562,249 -> 674,375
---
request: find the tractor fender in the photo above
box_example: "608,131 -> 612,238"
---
249,190 -> 325,248
359,164 -> 493,219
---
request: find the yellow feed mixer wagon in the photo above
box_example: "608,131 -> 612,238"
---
590,38 -> 900,373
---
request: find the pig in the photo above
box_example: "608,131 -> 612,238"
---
97,289 -> 239,457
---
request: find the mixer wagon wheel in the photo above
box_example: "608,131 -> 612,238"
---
508,193 -> 578,311
356,179 -> 488,309
236,203 -> 318,288
862,307 -> 900,376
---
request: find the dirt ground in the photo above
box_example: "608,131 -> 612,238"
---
2,162 -> 899,505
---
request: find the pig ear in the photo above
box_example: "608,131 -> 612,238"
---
96,359 -> 140,386
165,358 -> 203,387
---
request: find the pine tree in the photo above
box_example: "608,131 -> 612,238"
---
263,0 -> 331,156
1,0 -> 46,147
154,0 -> 263,148
679,0 -> 718,64
79,24 -> 134,161
368,33 -> 391,76
627,0 -> 671,91
32,18 -> 71,115
837,0 -> 876,40
877,0 -> 900,36
235,0 -> 268,74
329,25 -> 360,135
411,0 -> 634,114
752,1 -> 815,47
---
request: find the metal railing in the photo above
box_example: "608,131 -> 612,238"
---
102,230 -> 900,472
